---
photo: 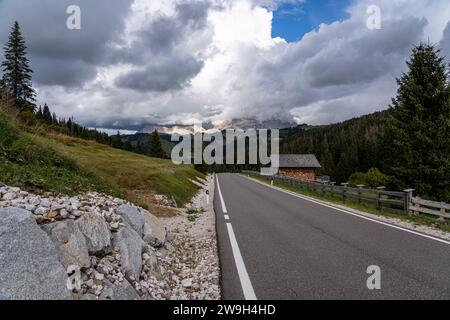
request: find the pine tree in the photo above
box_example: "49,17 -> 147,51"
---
122,139 -> 132,152
36,105 -> 43,120
134,140 -> 143,154
1,21 -> 36,111
67,118 -> 73,135
52,112 -> 58,125
384,43 -> 450,201
42,103 -> 52,124
148,130 -> 166,159
111,131 -> 124,149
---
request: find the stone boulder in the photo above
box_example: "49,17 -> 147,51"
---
42,220 -> 90,269
77,212 -> 111,257
112,225 -> 144,280
142,211 -> 166,247
117,205 -> 144,236
0,207 -> 72,300
80,279 -> 143,301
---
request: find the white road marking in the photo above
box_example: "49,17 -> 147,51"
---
216,176 -> 228,214
246,176 -> 450,245
226,223 -> 258,300
224,215 -> 230,220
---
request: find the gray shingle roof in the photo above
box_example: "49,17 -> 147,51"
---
278,154 -> 321,168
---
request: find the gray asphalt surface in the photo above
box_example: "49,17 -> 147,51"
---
214,173 -> 450,300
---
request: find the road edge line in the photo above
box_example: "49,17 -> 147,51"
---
226,223 -> 258,300
216,176 -> 228,214
244,175 -> 450,245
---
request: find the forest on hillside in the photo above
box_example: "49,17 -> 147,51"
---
280,111 -> 388,184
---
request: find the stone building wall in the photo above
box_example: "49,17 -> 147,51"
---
278,168 -> 316,181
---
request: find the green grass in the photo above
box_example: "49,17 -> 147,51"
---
0,112 -> 121,196
248,174 -> 450,233
38,133 -> 203,207
0,109 -> 203,207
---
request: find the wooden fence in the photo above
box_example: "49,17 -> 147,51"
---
243,171 -> 450,219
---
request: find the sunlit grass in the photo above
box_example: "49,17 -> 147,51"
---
39,133 -> 203,207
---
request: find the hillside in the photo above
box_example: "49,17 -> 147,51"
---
0,107 -> 203,211
122,132 -> 175,158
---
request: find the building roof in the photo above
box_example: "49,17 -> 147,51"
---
278,154 -> 321,168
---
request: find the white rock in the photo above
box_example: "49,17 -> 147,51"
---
95,272 -> 105,281
34,207 -> 49,216
181,279 -> 192,288
40,198 -> 51,208
3,193 -> 17,201
60,209 -> 69,218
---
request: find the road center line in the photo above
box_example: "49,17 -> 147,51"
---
216,176 -> 228,214
226,223 -> 258,300
246,176 -> 450,245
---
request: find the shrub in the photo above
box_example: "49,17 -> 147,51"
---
366,168 -> 388,187
348,172 -> 367,187
349,168 -> 388,188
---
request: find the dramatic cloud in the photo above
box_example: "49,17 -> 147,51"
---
0,0 -> 449,130
115,1 -> 211,92
0,0 -> 133,87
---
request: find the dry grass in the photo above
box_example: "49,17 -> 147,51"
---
37,133 -> 204,208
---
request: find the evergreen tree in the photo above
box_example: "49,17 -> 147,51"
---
0,78 -> 5,93
42,103 -> 52,123
111,131 -> 124,149
52,112 -> 58,125
148,130 -> 166,159
67,118 -> 73,135
384,43 -> 450,201
134,140 -> 143,154
1,21 -> 36,111
123,140 -> 133,152
36,105 -> 43,120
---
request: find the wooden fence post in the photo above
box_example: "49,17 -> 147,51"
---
341,183 -> 349,202
403,189 -> 415,215
330,182 -> 336,197
376,186 -> 386,210
356,185 -> 364,204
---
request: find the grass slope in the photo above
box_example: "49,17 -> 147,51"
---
39,133 -> 203,207
0,112 -> 121,197
0,109 -> 203,208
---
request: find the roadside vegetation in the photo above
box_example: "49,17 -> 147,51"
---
250,175 -> 450,233
0,109 -> 122,197
42,132 -> 203,207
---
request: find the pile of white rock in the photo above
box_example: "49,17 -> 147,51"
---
0,184 -> 219,300
151,175 -> 221,300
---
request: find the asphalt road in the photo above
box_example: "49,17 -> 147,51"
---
214,173 -> 450,300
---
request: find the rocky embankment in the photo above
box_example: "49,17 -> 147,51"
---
0,175 -> 220,300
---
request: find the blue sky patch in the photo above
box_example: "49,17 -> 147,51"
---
272,0 -> 353,42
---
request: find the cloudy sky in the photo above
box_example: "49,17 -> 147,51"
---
1,0 -> 450,131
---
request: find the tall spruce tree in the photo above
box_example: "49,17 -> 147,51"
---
148,130 -> 166,159
1,21 -> 36,111
42,103 -> 52,123
384,43 -> 450,201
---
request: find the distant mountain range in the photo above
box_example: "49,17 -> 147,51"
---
140,118 -> 296,134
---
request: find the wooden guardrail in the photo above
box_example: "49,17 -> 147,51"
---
242,171 -> 449,219
409,197 -> 450,219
